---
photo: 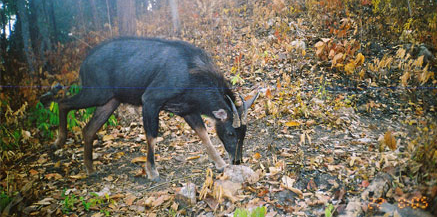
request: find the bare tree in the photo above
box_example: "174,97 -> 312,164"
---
30,0 -> 52,59
47,0 -> 58,43
169,0 -> 180,35
117,0 -> 136,36
17,0 -> 34,73
90,0 -> 101,30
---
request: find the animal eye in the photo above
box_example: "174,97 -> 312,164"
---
227,132 -> 235,136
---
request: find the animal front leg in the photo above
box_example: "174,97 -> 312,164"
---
184,114 -> 227,171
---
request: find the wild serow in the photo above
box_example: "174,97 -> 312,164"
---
44,37 -> 258,181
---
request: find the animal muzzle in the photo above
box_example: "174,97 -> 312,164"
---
230,154 -> 242,165
232,159 -> 242,165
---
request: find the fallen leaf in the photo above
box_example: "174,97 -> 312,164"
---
344,62 -> 356,74
35,197 -> 55,205
152,195 -> 171,207
45,173 -> 62,180
266,88 -> 272,99
384,130 -> 396,150
134,168 -> 146,177
281,177 -> 303,199
395,187 -> 403,196
199,168 -> 214,200
104,175 -> 114,182
355,53 -> 365,66
307,179 -> 317,191
171,202 -> 178,211
299,133 -> 305,145
186,155 -> 200,160
91,212 -> 104,217
70,173 -> 87,179
144,197 -> 155,207
362,180 -> 370,188
314,41 -> 325,49
253,152 -> 261,160
37,154 -> 48,164
281,176 -> 295,190
268,166 -> 281,176
109,194 -> 124,200
125,194 -> 137,206
29,169 -> 39,175
71,126 -> 81,133
284,121 -> 300,127
131,156 -> 147,163
102,134 -> 115,141
332,53 -> 344,66
266,211 -> 278,217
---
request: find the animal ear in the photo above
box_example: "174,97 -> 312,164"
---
212,109 -> 227,121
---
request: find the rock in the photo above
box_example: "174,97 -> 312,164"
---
214,180 -> 243,202
95,186 -> 111,197
175,183 -> 196,206
291,40 -> 306,50
223,165 -> 260,184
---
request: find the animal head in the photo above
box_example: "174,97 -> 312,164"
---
213,92 -> 259,164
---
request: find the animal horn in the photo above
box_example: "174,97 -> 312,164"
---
238,94 -> 248,125
239,91 -> 260,125
226,95 -> 240,128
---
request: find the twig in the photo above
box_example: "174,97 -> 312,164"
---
68,34 -> 92,48
146,174 -> 199,191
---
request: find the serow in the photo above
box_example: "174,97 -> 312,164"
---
44,37 -> 259,181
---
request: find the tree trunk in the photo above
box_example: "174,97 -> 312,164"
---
48,0 -> 58,43
90,0 -> 101,30
0,4 -> 7,54
169,0 -> 180,36
106,0 -> 113,36
16,0 -> 35,73
116,0 -> 136,36
30,0 -> 52,61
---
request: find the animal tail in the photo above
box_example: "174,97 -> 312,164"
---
39,83 -> 64,106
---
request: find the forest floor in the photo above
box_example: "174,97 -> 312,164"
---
6,90 -> 437,217
5,97 -> 436,217
2,0 -> 437,216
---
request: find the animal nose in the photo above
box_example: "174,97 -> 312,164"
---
232,159 -> 241,165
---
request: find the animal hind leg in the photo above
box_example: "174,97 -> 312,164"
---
82,98 -> 120,174
54,90 -> 112,149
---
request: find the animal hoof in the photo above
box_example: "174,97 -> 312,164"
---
50,144 -> 59,151
215,164 -> 227,173
150,176 -> 161,182
85,167 -> 95,175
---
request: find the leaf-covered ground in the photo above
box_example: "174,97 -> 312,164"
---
2,0 -> 437,216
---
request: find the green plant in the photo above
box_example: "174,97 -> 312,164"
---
325,203 -> 335,217
29,84 -> 118,141
0,190 -> 12,213
65,84 -> 117,130
0,125 -> 21,151
231,73 -> 243,85
317,81 -> 328,99
80,196 -> 91,211
234,206 -> 266,217
1,101 -> 26,156
100,209 -> 110,216
168,208 -> 177,217
62,194 -> 78,213
29,102 -> 58,138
